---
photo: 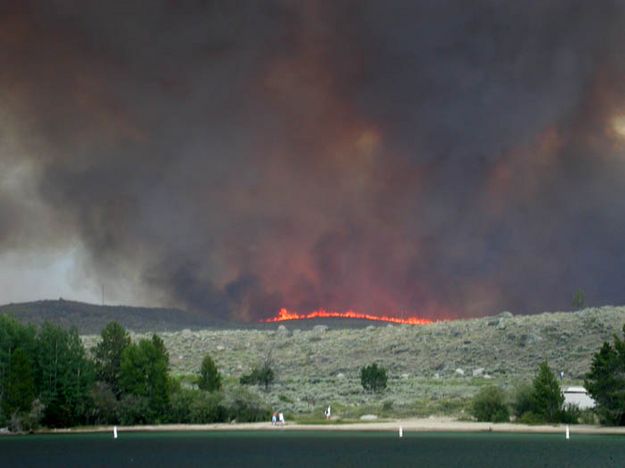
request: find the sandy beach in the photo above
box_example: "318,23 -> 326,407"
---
41,417 -> 625,436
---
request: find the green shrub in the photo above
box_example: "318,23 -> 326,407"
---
559,404 -> 581,424
118,395 -> 151,425
168,387 -> 195,423
382,400 -> 394,412
512,384 -> 534,419
360,363 -> 388,393
7,399 -> 44,433
189,391 -> 226,423
518,411 -> 543,425
90,382 -> 119,424
471,386 -> 509,422
227,397 -> 270,422
223,385 -> 271,422
579,409 -> 598,425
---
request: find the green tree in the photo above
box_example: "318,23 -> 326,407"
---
530,361 -> 564,423
93,321 -> 131,397
120,334 -> 170,422
572,289 -> 586,310
240,363 -> 275,390
360,363 -> 388,393
0,316 -> 37,423
198,354 -> 222,392
3,348 -> 36,416
240,351 -> 275,390
90,382 -> 119,425
471,386 -> 510,422
585,325 -> 625,425
36,323 -> 95,427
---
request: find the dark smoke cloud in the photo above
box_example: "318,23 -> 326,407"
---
2,0 -> 625,320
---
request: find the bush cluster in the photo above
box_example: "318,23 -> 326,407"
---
471,361 -> 580,424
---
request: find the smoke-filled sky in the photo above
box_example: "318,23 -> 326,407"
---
2,0 -> 625,321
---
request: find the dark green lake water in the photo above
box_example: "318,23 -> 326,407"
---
1,431 -> 624,467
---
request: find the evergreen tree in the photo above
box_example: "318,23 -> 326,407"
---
120,334 -> 170,422
531,361 -> 564,423
585,326 -> 625,425
239,364 -> 275,390
360,363 -> 388,393
198,354 -> 222,392
93,321 -> 131,397
240,352 -> 275,391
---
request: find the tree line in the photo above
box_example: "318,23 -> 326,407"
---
0,317 -> 269,431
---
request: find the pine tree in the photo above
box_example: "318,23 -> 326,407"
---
585,325 -> 625,425
531,361 -> 564,422
360,363 -> 388,393
198,355 -> 222,392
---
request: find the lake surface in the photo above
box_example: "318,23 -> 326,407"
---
1,431 -> 624,467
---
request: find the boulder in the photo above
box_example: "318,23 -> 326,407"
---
313,325 -> 328,333
472,368 -> 485,377
360,414 -> 378,421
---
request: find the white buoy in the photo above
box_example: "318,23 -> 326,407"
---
113,426 -> 118,439
399,426 -> 403,438
565,425 -> 569,440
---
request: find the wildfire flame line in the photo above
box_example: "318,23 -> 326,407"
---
261,308 -> 433,325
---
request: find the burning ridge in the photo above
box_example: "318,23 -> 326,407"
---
261,308 -> 433,325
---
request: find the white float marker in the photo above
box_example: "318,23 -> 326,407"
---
399,426 -> 403,438
565,425 -> 569,440
114,426 -> 118,439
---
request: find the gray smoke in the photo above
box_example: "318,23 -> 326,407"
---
2,0 -> 625,320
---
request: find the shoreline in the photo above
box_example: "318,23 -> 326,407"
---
33,417 -> 625,436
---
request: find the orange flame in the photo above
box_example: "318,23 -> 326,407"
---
261,308 -> 433,325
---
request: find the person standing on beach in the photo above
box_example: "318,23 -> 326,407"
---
272,412 -> 277,425
278,412 -> 285,425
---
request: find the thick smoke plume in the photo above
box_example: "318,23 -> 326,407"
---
2,1 -> 625,320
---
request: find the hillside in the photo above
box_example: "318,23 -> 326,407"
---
0,299 -> 390,333
0,299 -> 226,333
81,306 -> 625,416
